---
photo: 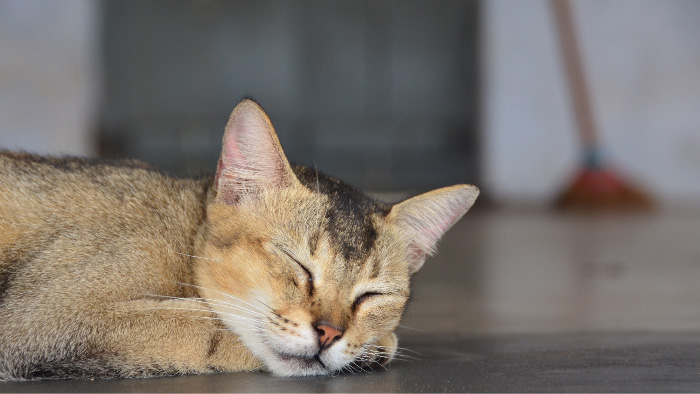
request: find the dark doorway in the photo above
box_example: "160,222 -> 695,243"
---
100,0 -> 480,192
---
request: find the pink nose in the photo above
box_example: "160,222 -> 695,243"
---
315,324 -> 344,349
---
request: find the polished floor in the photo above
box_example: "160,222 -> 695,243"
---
3,208 -> 700,392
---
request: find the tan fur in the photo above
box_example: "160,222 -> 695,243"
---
0,153 -> 262,379
0,99 -> 478,380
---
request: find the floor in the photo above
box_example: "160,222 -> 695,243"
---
3,208 -> 700,392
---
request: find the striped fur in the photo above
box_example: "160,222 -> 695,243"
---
0,99 -> 478,380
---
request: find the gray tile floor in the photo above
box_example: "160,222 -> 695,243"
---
2,209 -> 700,392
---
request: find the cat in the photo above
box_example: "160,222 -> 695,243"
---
0,99 -> 478,380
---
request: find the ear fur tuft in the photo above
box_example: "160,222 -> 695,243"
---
389,184 -> 479,274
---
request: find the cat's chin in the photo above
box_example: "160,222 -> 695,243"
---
266,351 -> 329,377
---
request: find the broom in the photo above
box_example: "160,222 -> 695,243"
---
550,0 -> 653,211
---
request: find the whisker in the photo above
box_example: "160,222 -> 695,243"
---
386,353 -> 419,362
166,313 -> 260,330
147,294 -> 268,319
346,362 -> 360,374
397,324 -> 426,332
211,310 -> 260,323
374,344 -> 424,355
254,299 -> 279,315
367,348 -> 418,360
377,361 -> 389,371
175,282 -> 272,316
142,305 -> 261,328
202,298 -> 268,318
351,362 -> 363,374
175,252 -> 222,263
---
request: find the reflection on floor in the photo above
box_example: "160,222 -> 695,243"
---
2,209 -> 700,392
406,208 -> 700,335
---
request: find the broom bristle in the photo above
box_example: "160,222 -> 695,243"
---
556,168 -> 654,211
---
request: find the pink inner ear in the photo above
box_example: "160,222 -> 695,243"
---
408,243 -> 426,261
215,102 -> 294,205
397,188 -> 477,274
406,242 -> 428,274
412,209 -> 464,253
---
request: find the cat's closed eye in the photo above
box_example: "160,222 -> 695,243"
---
283,251 -> 314,296
353,292 -> 383,310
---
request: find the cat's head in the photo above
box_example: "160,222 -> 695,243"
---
194,99 -> 478,376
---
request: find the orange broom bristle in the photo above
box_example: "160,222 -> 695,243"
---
556,167 -> 654,211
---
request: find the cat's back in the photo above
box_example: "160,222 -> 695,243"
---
1,151 -> 180,211
1,152 -> 204,243
0,152 -> 210,302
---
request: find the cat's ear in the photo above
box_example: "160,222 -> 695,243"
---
215,99 -> 296,205
388,184 -> 479,275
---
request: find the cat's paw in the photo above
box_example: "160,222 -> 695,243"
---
358,332 -> 398,369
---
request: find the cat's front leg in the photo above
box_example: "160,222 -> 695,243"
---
94,298 -> 263,378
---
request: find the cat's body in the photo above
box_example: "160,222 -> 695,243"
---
0,100 -> 478,380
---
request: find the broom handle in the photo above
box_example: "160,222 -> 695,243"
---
551,0 -> 598,149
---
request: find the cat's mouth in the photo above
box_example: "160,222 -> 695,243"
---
276,352 -> 326,369
267,350 -> 330,376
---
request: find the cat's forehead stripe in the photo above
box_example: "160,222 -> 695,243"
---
292,165 -> 389,262
369,256 -> 382,279
308,231 -> 321,257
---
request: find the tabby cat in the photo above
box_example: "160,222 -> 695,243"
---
0,99 -> 478,380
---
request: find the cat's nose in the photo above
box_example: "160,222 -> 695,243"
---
315,323 -> 344,349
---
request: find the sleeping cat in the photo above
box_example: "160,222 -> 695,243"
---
0,99 -> 478,380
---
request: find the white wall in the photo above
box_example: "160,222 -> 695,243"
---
483,0 -> 700,205
0,0 -> 100,156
